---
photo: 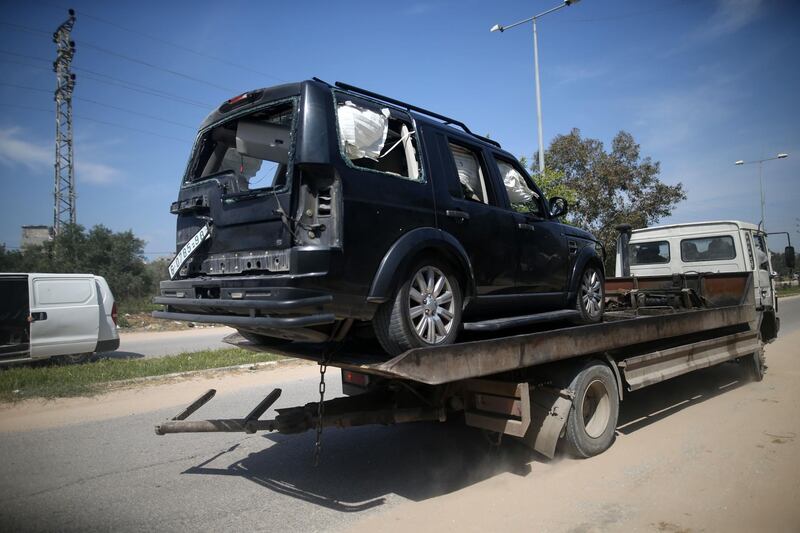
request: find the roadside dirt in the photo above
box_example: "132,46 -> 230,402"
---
118,312 -> 222,332
0,359 -> 316,433
349,329 -> 800,533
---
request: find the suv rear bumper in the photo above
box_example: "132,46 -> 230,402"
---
154,278 -> 337,329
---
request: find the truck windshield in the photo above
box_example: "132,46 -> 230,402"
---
186,99 -> 296,192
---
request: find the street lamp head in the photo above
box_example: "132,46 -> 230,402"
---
777,153 -> 789,159
735,160 -> 744,165
490,24 -> 504,32
565,0 -> 581,5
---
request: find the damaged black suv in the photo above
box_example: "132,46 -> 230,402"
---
155,79 -> 605,355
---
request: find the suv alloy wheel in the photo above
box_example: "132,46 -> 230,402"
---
373,260 -> 462,356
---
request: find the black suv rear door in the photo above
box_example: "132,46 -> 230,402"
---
433,134 -> 517,301
489,154 -> 569,305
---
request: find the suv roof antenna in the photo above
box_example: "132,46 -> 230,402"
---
331,80 -> 501,149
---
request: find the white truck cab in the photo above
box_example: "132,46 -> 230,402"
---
615,220 -> 786,342
0,273 -> 120,364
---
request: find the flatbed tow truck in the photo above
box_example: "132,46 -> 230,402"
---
155,269 -> 771,460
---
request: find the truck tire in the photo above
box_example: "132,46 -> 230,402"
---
742,347 -> 766,382
575,265 -> 604,324
563,362 -> 619,458
373,259 -> 462,356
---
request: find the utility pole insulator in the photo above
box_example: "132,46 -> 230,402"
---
53,9 -> 77,234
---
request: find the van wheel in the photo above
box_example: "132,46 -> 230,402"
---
576,265 -> 604,323
59,353 -> 91,365
373,260 -> 462,356
563,362 -> 619,458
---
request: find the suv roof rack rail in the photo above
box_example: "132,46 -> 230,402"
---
317,79 -> 501,149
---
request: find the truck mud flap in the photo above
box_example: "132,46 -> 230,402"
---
462,379 -> 572,459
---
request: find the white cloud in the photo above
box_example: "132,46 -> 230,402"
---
553,64 -> 607,87
704,0 -> 764,39
0,127 -> 120,185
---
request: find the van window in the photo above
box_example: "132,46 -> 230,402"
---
34,278 -> 93,306
494,158 -> 543,216
187,99 -> 296,192
335,96 -> 421,181
629,241 -> 670,265
680,236 -> 736,262
752,234 -> 769,270
447,142 -> 494,204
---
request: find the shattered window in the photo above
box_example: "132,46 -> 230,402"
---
680,236 -> 736,262
448,142 -> 491,204
187,99 -> 295,192
495,158 -> 542,216
335,95 -> 421,181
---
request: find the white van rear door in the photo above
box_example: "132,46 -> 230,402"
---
29,276 -> 99,358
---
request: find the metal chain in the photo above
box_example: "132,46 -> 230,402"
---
312,352 -> 330,467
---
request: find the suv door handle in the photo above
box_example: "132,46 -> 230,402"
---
446,210 -> 470,221
30,312 -> 47,322
517,223 -> 535,231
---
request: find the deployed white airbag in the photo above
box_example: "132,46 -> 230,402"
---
450,144 -> 485,202
337,101 -> 390,161
498,161 -> 538,204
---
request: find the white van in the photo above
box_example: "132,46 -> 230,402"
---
615,220 -> 784,342
0,273 -> 120,364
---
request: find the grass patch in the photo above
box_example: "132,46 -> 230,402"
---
118,296 -> 160,315
0,348 -> 284,402
777,285 -> 800,297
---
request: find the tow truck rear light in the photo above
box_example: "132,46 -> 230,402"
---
342,370 -> 369,387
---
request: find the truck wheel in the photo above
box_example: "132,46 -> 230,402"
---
576,265 -> 604,323
563,362 -> 619,458
373,260 -> 462,356
743,347 -> 766,382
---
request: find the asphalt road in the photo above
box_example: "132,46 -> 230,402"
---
102,327 -> 237,360
1,297 -> 798,532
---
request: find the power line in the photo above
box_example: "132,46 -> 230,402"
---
0,83 -> 196,129
28,2 -> 286,82
0,103 -> 189,143
0,54 -> 213,109
77,41 -> 236,93
59,6 -> 288,83
0,21 -> 236,93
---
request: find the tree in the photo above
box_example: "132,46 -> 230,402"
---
528,129 -> 686,272
1,224 -> 153,302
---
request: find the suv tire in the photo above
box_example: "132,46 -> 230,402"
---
576,264 -> 604,323
373,260 -> 462,356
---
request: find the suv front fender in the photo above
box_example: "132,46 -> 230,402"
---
566,244 -> 605,307
366,228 -> 476,304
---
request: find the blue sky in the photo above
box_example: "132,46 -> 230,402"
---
1,0 -> 798,255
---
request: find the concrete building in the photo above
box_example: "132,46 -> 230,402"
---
21,225 -> 53,249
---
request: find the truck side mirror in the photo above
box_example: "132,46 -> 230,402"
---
786,246 -> 796,269
549,197 -> 568,218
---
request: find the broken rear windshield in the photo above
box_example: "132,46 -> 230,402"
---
186,99 -> 296,192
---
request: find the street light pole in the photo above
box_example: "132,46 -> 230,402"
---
532,18 -> 545,174
491,0 -> 581,175
734,153 -> 789,231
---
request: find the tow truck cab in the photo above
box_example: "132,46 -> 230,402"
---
615,220 -> 786,341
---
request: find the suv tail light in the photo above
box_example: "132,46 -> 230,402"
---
111,302 -> 118,326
